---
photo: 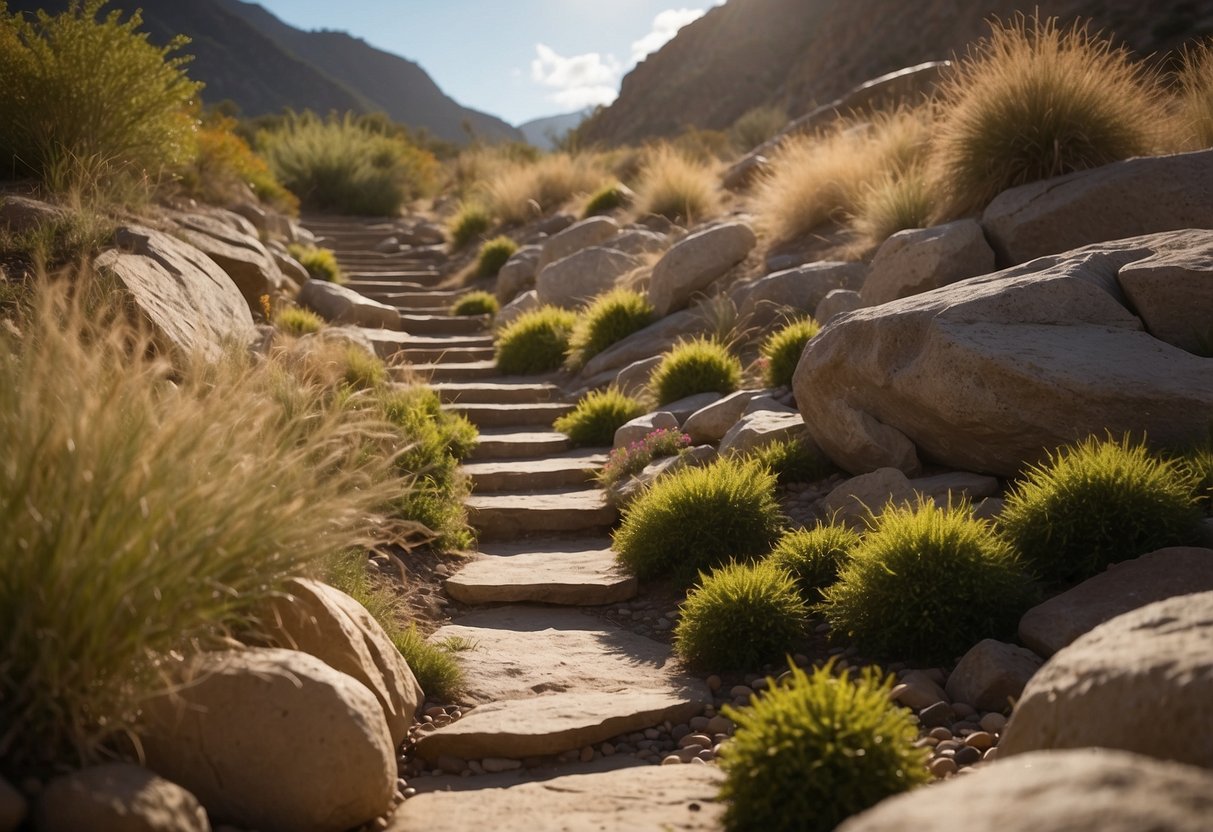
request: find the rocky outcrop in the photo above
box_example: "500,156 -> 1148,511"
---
539,216 -> 619,268
299,279 -> 402,330
718,402 -> 810,456
494,289 -> 540,329
860,219 -> 994,306
683,390 -> 767,444
1000,591 -> 1213,768
945,639 -> 1042,713
175,212 -> 285,312
793,231 -> 1213,476
648,223 -> 756,316
578,309 -> 707,378
495,246 -> 541,304
535,247 -> 641,309
735,261 -> 866,329
35,764 -> 208,832
814,288 -> 862,323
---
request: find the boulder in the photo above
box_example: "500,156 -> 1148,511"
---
535,247 -> 641,309
97,226 -> 256,362
0,194 -> 65,233
0,777 -> 25,832
793,231 -> 1213,476
175,213 -> 283,311
648,222 -> 757,316
890,669 -> 948,710
322,327 -> 411,362
683,389 -> 767,444
1018,547 -> 1213,657
614,446 -> 717,505
1118,244 -> 1213,354
822,468 -> 916,527
141,648 -> 396,832
494,289 -> 540,330
736,261 -> 867,329
908,471 -> 1001,504
661,392 -> 725,423
814,288 -> 863,323
265,578 -> 424,747
982,149 -> 1213,265
836,749 -> 1213,832
1000,591 -> 1213,767
608,228 -> 668,257
719,409 -> 811,456
860,219 -> 995,306
721,153 -> 770,191
35,764 -> 208,832
299,279 -> 402,330
495,245 -> 541,304
945,639 -> 1043,712
270,248 -> 308,288
614,355 -> 663,396
614,411 -> 679,449
539,216 -> 619,268
578,309 -> 707,377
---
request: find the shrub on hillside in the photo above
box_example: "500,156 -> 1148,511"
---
613,457 -> 784,584
730,105 -> 788,152
650,337 -> 742,405
930,14 -> 1164,218
450,290 -> 499,317
448,201 -> 493,251
553,387 -> 646,447
485,153 -> 608,224
767,524 -> 861,601
1000,436 -> 1203,584
260,113 -> 438,216
761,317 -> 819,388
494,305 -> 578,375
633,146 -> 722,224
746,437 -> 832,486
180,115 -> 298,214
0,283 -> 407,775
288,244 -> 343,283
340,345 -> 388,391
718,660 -> 929,832
819,501 -> 1033,663
674,560 -> 808,671
582,181 -> 631,216
850,164 -> 935,248
565,287 -> 654,370
0,0 -> 201,190
597,427 -> 692,490
476,235 -> 518,278
274,306 -> 325,336
1177,40 -> 1213,149
1181,442 -> 1213,510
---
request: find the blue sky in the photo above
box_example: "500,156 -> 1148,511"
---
255,0 -> 722,126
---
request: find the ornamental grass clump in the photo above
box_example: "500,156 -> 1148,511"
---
760,317 -> 819,388
1177,40 -> 1213,149
929,13 -> 1165,218
450,290 -> 499,317
274,305 -> 325,336
565,287 -> 654,370
850,164 -> 936,248
632,145 -> 722,223
582,181 -> 631,217
287,244 -> 343,284
674,560 -> 808,671
719,660 -> 930,832
613,457 -> 783,584
494,305 -> 578,375
746,437 -> 832,486
553,387 -> 646,447
650,336 -> 742,406
1000,435 -> 1203,584
819,500 -> 1033,663
448,201 -> 492,250
767,524 -> 861,601
597,427 -> 691,490
475,235 -> 518,278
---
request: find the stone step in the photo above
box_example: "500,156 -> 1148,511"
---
468,429 -> 571,461
464,450 -> 605,492
399,346 -> 496,365
468,488 -> 616,540
433,381 -> 562,404
401,314 -> 490,336
389,765 -> 723,832
447,402 -> 572,429
406,360 -> 499,382
445,538 -> 633,605
399,334 -> 495,349
343,278 -> 444,296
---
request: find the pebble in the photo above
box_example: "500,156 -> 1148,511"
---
706,675 -> 722,692
929,757 -> 958,778
661,755 -> 682,766
918,702 -> 954,728
689,716 -> 710,731
580,746 -> 594,763
927,726 -> 953,742
672,724 -> 692,741
481,758 -> 521,773
706,715 -> 733,735
601,742 -> 616,756
965,731 -> 994,751
644,727 -> 661,740
954,745 -> 983,766
436,756 -> 466,774
979,712 -> 1008,734
729,685 -> 754,700
951,702 -> 976,719
678,733 -> 712,749
984,747 -> 1000,762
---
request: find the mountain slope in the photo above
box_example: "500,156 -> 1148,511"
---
579,0 -> 1213,146
518,109 -> 594,150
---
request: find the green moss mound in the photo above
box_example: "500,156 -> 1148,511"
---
1000,436 -> 1202,584
613,457 -> 783,584
288,244 -> 343,284
674,560 -> 807,671
583,182 -> 631,217
476,235 -> 518,278
650,337 -> 742,406
819,501 -> 1033,663
747,437 -> 831,485
448,203 -> 492,250
494,305 -> 578,375
768,524 -> 861,601
553,387 -> 646,447
274,306 -> 325,336
450,290 -> 499,317
760,317 -> 819,388
719,660 -> 930,832
565,288 -> 654,370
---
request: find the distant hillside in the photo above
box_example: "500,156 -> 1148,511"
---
579,0 -> 1213,146
518,109 -> 594,150
7,0 -> 522,145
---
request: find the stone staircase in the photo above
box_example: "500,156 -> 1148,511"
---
308,215 -> 723,831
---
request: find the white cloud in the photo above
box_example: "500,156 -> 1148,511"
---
531,43 -> 622,109
630,7 -> 711,65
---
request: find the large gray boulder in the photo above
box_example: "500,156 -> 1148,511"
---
837,749 -> 1213,832
96,226 -> 256,362
175,212 -> 284,311
141,648 -> 396,832
945,639 -> 1042,713
578,309 -> 707,378
648,222 -> 757,316
793,230 -> 1213,476
860,219 -> 995,306
736,261 -> 866,329
299,279 -> 402,330
1000,591 -> 1213,768
539,216 -> 619,268
35,764 -> 208,832
982,150 -> 1213,265
534,246 -> 641,309
495,245 -> 541,304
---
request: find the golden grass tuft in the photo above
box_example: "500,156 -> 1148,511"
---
1176,40 -> 1213,150
632,145 -> 722,224
484,153 -> 610,224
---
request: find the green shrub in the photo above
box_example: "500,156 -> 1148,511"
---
181,114 -> 299,215
260,113 -> 438,216
650,337 -> 742,406
746,437 -> 832,485
450,290 -> 499,317
768,524 -> 861,600
613,457 -> 784,584
0,0 -> 202,189
719,660 -> 930,832
819,501 -> 1032,663
674,560 -> 807,671
930,14 -> 1164,218
565,287 -> 654,370
730,105 -> 788,152
851,165 -> 936,248
392,625 -> 468,702
583,181 -> 630,216
597,427 -> 691,490
1000,436 -> 1203,584
341,346 -> 388,391
448,202 -> 493,250
761,317 -> 819,388
1181,442 -> 1213,510
633,146 -> 722,223
274,306 -> 324,336
0,283 -> 407,775
494,305 -> 578,375
287,244 -> 343,284
553,387 -> 646,447
476,235 -> 518,278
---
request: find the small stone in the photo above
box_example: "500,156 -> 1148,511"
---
481,758 -> 521,773
644,727 -> 661,740
919,702 -> 954,728
965,731 -> 995,751
689,716 -> 710,731
467,760 -> 485,775
706,675 -> 722,692
983,747 -> 1000,762
696,749 -> 715,762
729,685 -> 754,700
980,712 -> 1008,734
929,757 -> 958,778
951,702 -> 976,719
706,715 -> 733,735
678,733 -> 713,750
954,745 -> 983,766
601,742 -> 616,757
661,755 -> 683,766
401,788 -> 416,799
425,706 -> 446,719
580,746 -> 594,763
936,740 -> 962,753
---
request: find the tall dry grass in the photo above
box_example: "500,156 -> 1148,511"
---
1176,40 -> 1213,149
632,145 -> 722,224
483,153 -> 610,224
